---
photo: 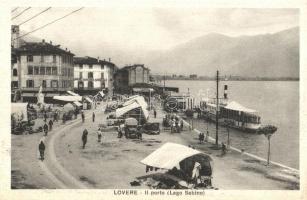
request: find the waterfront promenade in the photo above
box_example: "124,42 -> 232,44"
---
11,102 -> 299,189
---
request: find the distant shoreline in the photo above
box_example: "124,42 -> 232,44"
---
153,77 -> 299,81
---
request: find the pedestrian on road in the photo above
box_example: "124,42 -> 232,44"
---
48,119 -> 53,131
44,112 -> 47,122
154,109 -> 157,118
97,128 -> 102,143
53,112 -> 57,122
82,129 -> 88,149
92,112 -> 95,122
38,140 -> 45,161
74,109 -> 78,119
221,142 -> 226,156
81,112 -> 85,123
205,130 -> 209,142
43,123 -> 48,136
62,113 -> 66,124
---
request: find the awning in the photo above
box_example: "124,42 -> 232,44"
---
123,96 -> 148,118
22,92 -> 36,97
63,103 -> 75,112
133,88 -> 154,93
53,95 -> 82,102
45,93 -> 60,97
67,91 -> 80,96
224,101 -> 256,113
73,101 -> 82,107
140,143 -> 212,170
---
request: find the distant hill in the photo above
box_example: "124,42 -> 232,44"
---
145,27 -> 299,78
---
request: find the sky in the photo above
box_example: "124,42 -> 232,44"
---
11,7 -> 299,65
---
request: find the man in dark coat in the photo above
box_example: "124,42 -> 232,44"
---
92,112 -> 95,122
38,141 -> 45,160
44,112 -> 48,122
43,123 -> 48,136
81,112 -> 85,123
154,109 -> 157,118
48,119 -> 53,131
82,129 -> 88,149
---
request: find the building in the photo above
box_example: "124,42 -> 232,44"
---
73,56 -> 117,96
114,64 -> 150,94
12,39 -> 75,103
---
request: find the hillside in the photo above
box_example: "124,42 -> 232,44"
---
145,27 -> 299,77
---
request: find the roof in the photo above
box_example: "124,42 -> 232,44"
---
67,91 -> 80,96
116,101 -> 149,119
123,96 -> 149,118
140,143 -> 212,170
118,64 -> 150,72
73,56 -> 116,67
224,101 -> 256,113
15,41 -> 74,56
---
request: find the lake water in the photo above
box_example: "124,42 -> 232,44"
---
165,80 -> 299,169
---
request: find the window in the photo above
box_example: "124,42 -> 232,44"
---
101,72 -> 104,79
88,81 -> 93,88
89,64 -> 93,69
53,55 -> 56,63
40,67 -> 45,75
52,67 -> 57,75
26,80 -> 34,88
88,72 -> 93,79
34,66 -> 39,75
40,55 -> 44,63
51,80 -> 58,88
79,64 -> 83,69
42,80 -> 46,88
101,65 -> 104,69
46,67 -> 51,75
28,66 -> 33,75
13,69 -> 17,76
27,55 -> 33,62
79,72 -> 83,79
78,81 -> 84,89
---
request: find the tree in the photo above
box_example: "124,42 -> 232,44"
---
257,125 -> 278,165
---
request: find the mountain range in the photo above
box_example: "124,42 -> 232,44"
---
143,27 -> 299,78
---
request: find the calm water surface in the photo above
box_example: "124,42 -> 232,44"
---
165,80 -> 299,169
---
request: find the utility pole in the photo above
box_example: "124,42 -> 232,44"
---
216,70 -> 219,146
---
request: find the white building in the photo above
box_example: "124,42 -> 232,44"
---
73,56 -> 117,96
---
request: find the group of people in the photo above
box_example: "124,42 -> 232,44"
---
198,131 -> 209,144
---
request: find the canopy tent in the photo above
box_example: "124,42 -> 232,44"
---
123,96 -> 148,118
11,103 -> 28,121
141,143 -> 212,170
53,95 -> 82,102
132,88 -> 154,93
63,103 -> 75,112
224,101 -> 256,113
67,91 -> 80,96
125,95 -> 139,101
115,101 -> 149,119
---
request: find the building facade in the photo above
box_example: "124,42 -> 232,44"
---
114,64 -> 150,94
12,39 -> 74,102
73,56 -> 116,96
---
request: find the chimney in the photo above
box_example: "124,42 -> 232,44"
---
97,56 -> 100,62
42,39 -> 45,44
50,41 -> 52,45
108,58 -> 111,62
65,48 -> 67,51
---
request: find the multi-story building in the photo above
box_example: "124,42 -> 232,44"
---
12,39 -> 75,102
73,56 -> 117,96
114,64 -> 150,94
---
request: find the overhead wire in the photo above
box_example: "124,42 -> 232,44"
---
14,7 -> 84,40
18,7 -> 52,26
11,7 -> 18,13
11,7 -> 31,20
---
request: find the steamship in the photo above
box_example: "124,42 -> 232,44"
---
200,85 -> 261,133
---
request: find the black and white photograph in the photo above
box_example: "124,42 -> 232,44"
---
2,1 -> 306,198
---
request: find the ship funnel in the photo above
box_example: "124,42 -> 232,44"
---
224,85 -> 228,99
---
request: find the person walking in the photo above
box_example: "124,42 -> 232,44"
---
221,142 -> 226,156
74,109 -> 78,119
97,128 -> 102,143
43,123 -> 48,136
53,112 -> 57,122
92,112 -> 95,122
44,112 -> 47,122
48,119 -> 53,131
81,112 -> 85,123
38,140 -> 45,161
62,113 -> 66,124
205,130 -> 209,142
82,129 -> 88,149
154,109 -> 157,118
